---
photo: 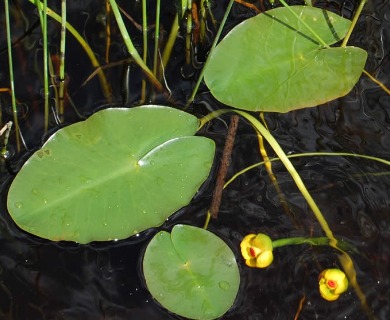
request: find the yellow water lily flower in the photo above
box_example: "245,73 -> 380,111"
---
318,268 -> 349,301
240,233 -> 273,268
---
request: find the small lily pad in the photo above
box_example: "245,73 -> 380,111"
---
143,224 -> 240,320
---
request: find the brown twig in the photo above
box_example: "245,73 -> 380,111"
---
294,294 -> 306,320
210,115 -> 239,219
234,0 -> 262,14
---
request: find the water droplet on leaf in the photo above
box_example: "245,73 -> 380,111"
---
219,281 -> 230,290
156,177 -> 164,186
15,202 -> 23,208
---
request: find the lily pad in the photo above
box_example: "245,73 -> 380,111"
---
7,106 -> 215,243
143,224 -> 240,320
204,6 -> 368,112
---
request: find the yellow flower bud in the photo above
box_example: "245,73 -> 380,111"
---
318,269 -> 348,301
240,233 -> 273,268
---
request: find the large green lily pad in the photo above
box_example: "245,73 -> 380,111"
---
7,106 -> 215,243
204,6 -> 367,112
143,225 -> 240,320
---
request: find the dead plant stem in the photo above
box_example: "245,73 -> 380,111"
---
209,115 -> 239,219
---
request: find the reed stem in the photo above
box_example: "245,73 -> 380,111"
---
35,0 -> 50,132
58,0 -> 67,122
4,0 -> 21,151
28,0 -> 112,101
141,0 -> 148,103
109,0 -> 162,91
153,0 -> 161,76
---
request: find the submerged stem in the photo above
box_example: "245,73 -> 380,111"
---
186,0 -> 235,107
236,111 -> 335,241
257,113 -> 296,226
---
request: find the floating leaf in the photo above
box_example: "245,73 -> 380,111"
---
204,6 -> 368,112
7,106 -> 215,243
143,224 -> 240,320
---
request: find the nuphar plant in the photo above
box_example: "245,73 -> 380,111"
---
4,0 -> 390,319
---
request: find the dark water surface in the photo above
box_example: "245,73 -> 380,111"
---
1,0 -> 390,319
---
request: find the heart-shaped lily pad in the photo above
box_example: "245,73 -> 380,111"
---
7,106 -> 215,243
143,224 -> 240,320
204,6 -> 367,112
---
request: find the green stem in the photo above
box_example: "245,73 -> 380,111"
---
245,120 -> 372,316
153,0 -> 161,76
200,109 -> 336,240
141,0 -> 148,103
142,0 -> 148,65
201,109 -> 372,318
109,0 -> 162,91
185,0 -> 192,66
58,0 -> 67,121
272,237 -> 329,248
41,0 -> 49,132
28,0 -> 112,101
224,152 -> 390,189
186,0 -> 235,107
34,0 -> 49,131
159,0 -> 187,79
363,70 -> 390,95
236,111 -> 336,243
5,0 -> 21,151
160,14 -> 179,79
199,109 -> 230,128
278,0 -> 329,48
203,211 -> 211,229
341,0 -> 367,48
272,236 -> 357,253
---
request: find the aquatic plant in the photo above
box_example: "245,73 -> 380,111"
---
3,0 -> 390,319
